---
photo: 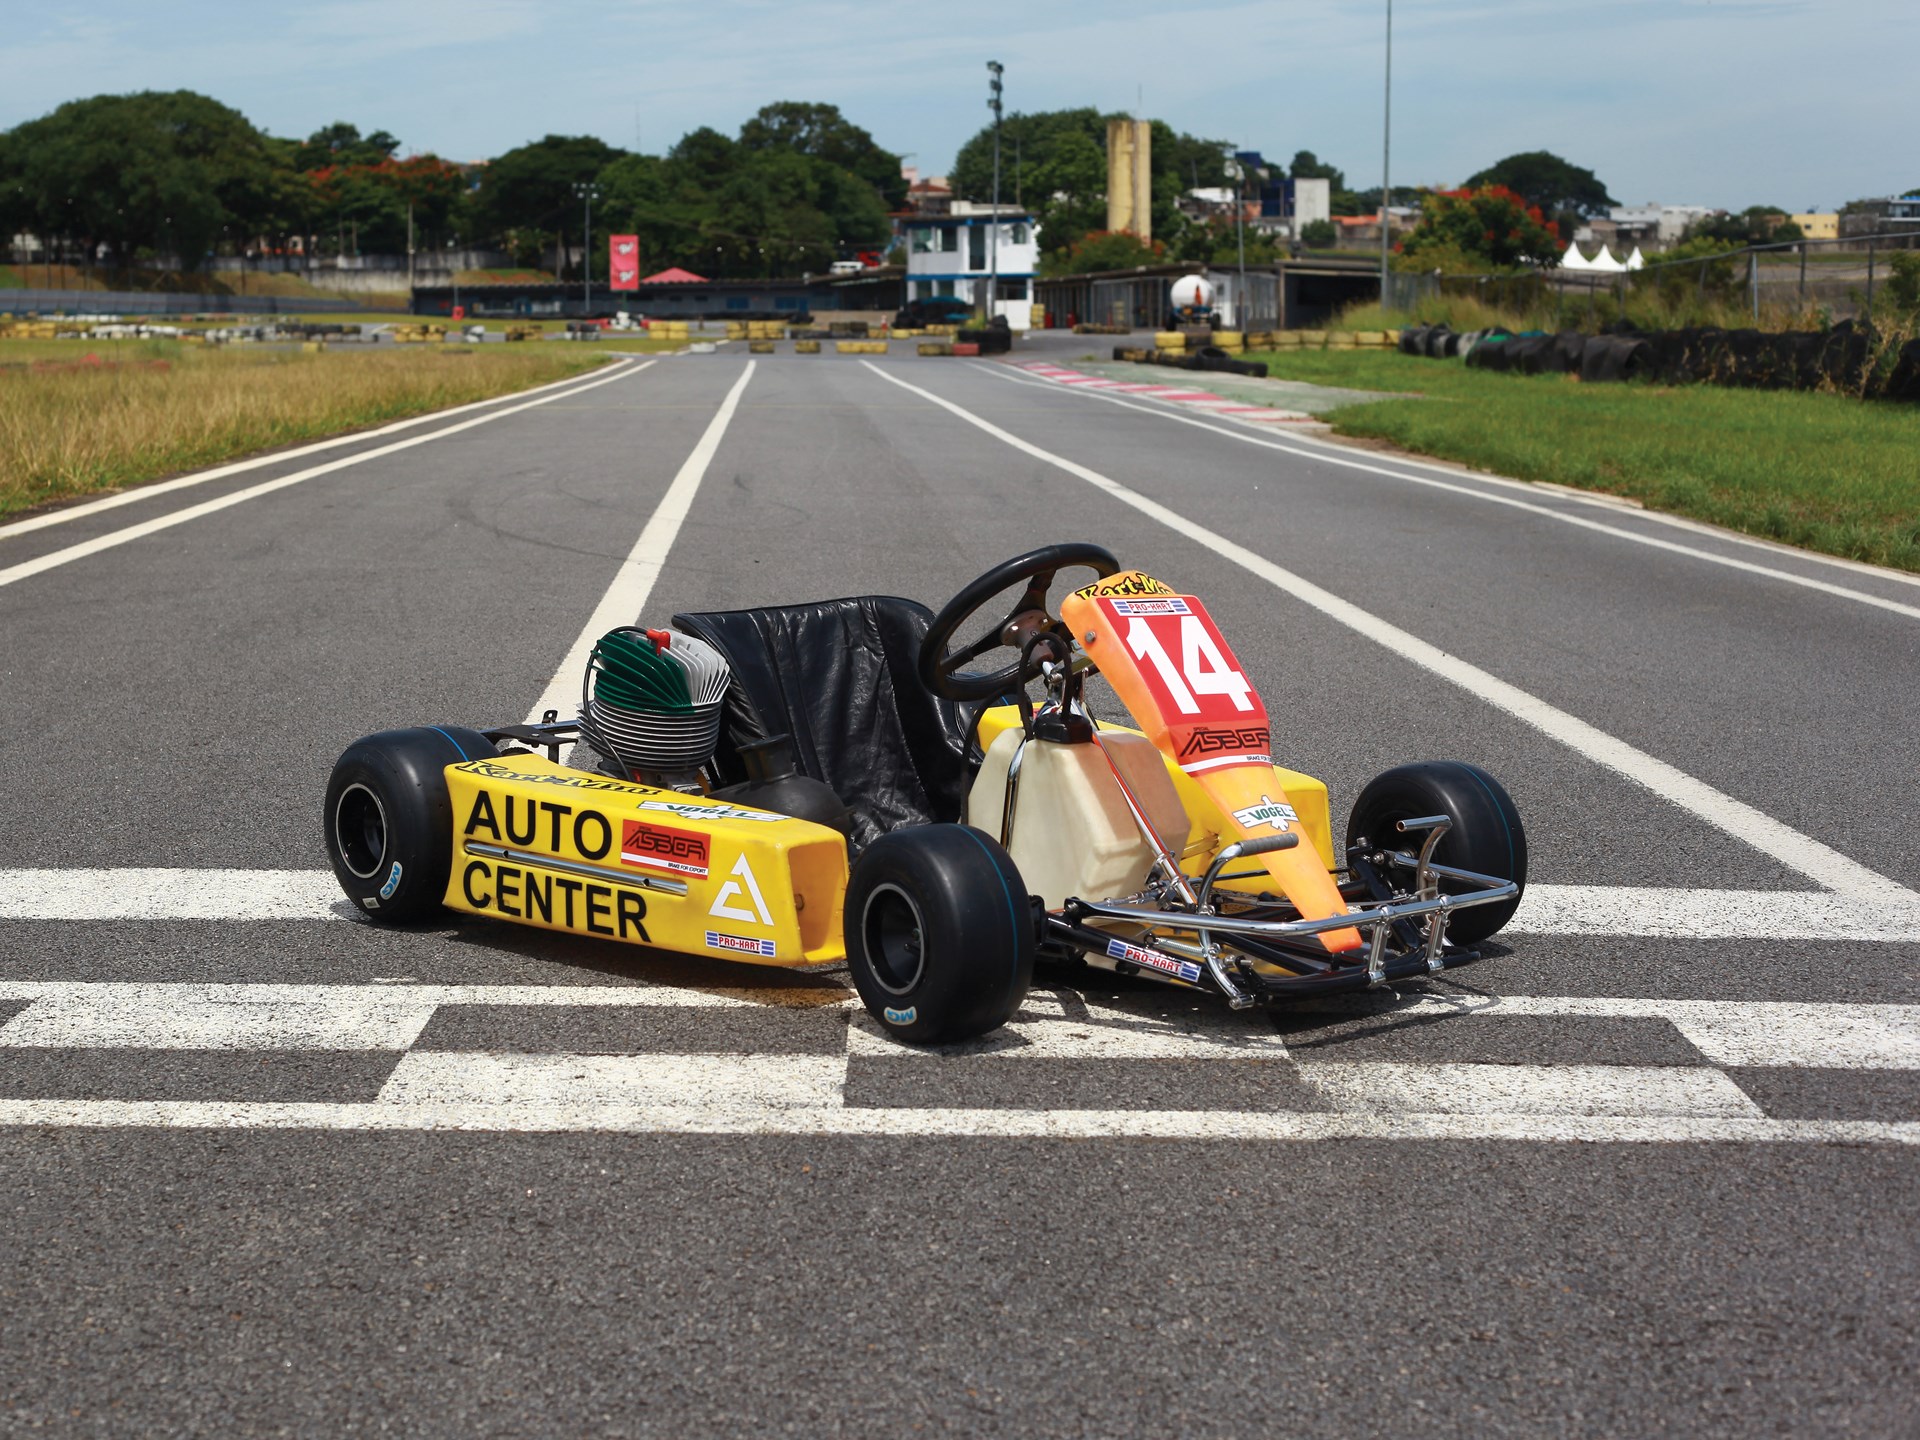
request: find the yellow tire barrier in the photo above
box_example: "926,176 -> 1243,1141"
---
1295,330 -> 1327,349
748,340 -> 775,354
918,342 -> 954,356
1212,331 -> 1244,350
1153,331 -> 1185,350
794,340 -> 821,354
835,340 -> 888,354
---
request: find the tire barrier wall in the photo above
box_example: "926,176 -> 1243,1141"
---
1404,319 -> 1920,400
1111,345 -> 1270,379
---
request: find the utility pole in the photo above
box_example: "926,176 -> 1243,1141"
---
573,182 -> 601,317
1236,150 -> 1248,329
987,60 -> 1003,323
407,200 -> 415,297
1380,0 -> 1393,303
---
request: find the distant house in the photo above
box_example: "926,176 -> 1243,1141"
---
1791,213 -> 1839,241
898,200 -> 1039,322
1604,203 -> 1717,250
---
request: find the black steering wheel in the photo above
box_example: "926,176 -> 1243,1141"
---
918,543 -> 1121,701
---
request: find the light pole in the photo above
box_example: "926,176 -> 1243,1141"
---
573,181 -> 601,316
987,60 -> 1003,323
1380,0 -> 1393,302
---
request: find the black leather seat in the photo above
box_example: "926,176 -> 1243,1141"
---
672,596 -> 976,850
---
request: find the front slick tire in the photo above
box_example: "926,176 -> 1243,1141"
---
1347,761 -> 1527,946
323,726 -> 496,925
845,825 -> 1035,1045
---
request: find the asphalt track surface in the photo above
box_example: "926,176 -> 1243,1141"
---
2,337 -> 1917,1436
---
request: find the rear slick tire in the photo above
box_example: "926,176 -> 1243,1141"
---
845,825 -> 1035,1045
323,725 -> 496,925
1346,761 -> 1527,946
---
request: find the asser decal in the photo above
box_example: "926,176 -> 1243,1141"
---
1232,795 -> 1299,832
463,789 -> 615,859
1177,725 -> 1271,760
1104,937 -> 1203,984
1073,571 -> 1175,600
620,820 -> 710,878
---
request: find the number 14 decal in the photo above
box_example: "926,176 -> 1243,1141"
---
1124,614 -> 1255,714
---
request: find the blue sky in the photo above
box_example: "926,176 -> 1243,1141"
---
6,0 -> 1911,211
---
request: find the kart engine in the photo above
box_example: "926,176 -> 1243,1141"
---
579,626 -> 730,787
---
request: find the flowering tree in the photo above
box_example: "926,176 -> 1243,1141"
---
1397,185 -> 1561,272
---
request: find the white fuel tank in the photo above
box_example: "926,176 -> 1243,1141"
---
965,729 -> 1192,908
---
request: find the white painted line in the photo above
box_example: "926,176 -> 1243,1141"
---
846,992 -> 1292,1059
0,1097 -> 1911,1144
9,868 -> 1920,942
864,361 -> 1917,905
982,361 -> 1920,620
0,868 -> 345,921
1667,1006 -> 1920,1070
523,360 -> 756,722
0,987 -> 437,1050
378,1052 -> 846,1108
1297,1062 -> 1763,1118
0,981 -> 853,1015
0,357 -> 646,542
1296,994 -> 1920,1070
0,360 -> 655,590
1512,885 -> 1920,942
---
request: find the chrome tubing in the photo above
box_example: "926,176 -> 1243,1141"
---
1075,866 -> 1518,943
461,841 -> 690,896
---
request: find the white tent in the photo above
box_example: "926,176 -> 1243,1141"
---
1560,241 -> 1592,271
1586,245 -> 1626,273
1625,246 -> 1647,271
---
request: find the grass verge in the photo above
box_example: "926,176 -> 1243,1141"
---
0,342 -> 613,520
1243,348 -> 1920,574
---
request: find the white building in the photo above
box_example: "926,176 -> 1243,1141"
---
901,200 -> 1040,323
1606,203 -> 1718,249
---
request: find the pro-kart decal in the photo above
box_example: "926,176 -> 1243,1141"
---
621,820 -> 711,878
378,861 -> 403,900
882,1005 -> 918,1025
1105,936 -> 1203,984
1107,596 -> 1191,616
708,853 -> 773,925
705,929 -> 777,957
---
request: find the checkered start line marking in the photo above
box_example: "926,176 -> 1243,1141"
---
0,982 -> 1914,1142
1014,361 -> 1327,425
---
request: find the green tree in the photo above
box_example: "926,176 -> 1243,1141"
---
1464,151 -> 1615,232
1288,150 -> 1345,190
2,90 -> 279,271
951,108 -> 1231,263
1300,218 -> 1336,249
1689,206 -> 1802,246
737,101 -> 903,208
1397,185 -> 1560,272
294,122 -> 400,172
473,134 -> 623,268
1052,229 -> 1164,275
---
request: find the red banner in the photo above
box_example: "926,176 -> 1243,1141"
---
609,235 -> 640,291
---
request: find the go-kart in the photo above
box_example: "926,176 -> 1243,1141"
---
324,544 -> 1526,1044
